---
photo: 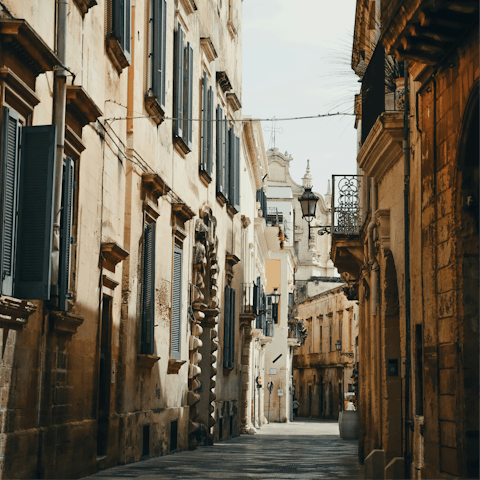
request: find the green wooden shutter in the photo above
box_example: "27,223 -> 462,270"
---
216,105 -> 224,194
160,0 -> 167,108
200,72 -> 208,172
186,43 -> 193,148
228,126 -> 235,204
207,87 -> 214,176
229,288 -> 236,368
125,0 -> 131,62
171,246 -> 182,360
113,0 -> 131,63
152,0 -> 162,102
0,108 -> 20,297
141,222 -> 156,354
15,125 -> 57,300
223,285 -> 231,368
224,124 -> 230,201
174,23 -> 184,138
234,134 -> 240,211
59,156 -> 74,312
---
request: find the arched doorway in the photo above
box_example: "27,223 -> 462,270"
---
456,83 -> 479,479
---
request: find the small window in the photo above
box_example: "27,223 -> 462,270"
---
141,222 -> 156,355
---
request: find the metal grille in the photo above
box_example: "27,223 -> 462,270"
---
332,175 -> 363,236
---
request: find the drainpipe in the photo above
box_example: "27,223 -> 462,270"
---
403,61 -> 412,478
367,179 -> 378,317
51,0 -> 69,294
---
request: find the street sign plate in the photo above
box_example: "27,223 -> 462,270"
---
277,389 -> 284,396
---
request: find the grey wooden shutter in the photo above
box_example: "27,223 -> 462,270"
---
229,288 -> 236,368
207,86 -> 214,176
152,0 -> 162,102
124,0 -> 131,62
59,156 -> 74,312
223,115 -> 229,198
223,285 -> 231,368
234,134 -> 240,211
0,108 -> 20,297
216,105 -> 224,194
15,125 -> 57,300
171,246 -> 182,360
252,282 -> 258,315
174,23 -> 184,138
141,222 -> 156,354
228,126 -> 235,204
200,72 -> 208,171
113,0 -> 131,63
224,124 -> 230,201
160,0 -> 167,108
186,43 -> 193,148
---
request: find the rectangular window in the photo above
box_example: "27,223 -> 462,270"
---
320,326 -> 323,352
227,126 -> 240,211
216,105 -> 225,196
173,25 -> 193,151
112,0 -> 132,63
141,222 -> 156,354
171,246 -> 183,360
223,285 -> 236,369
200,76 -> 214,177
329,325 -> 332,352
0,107 -> 57,301
150,0 -> 167,109
339,320 -> 343,346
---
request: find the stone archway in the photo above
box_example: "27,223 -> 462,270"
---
188,206 -> 220,449
455,82 -> 479,479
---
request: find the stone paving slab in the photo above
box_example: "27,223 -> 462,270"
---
84,419 -> 364,479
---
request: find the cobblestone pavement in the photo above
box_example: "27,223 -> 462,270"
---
84,419 -> 364,479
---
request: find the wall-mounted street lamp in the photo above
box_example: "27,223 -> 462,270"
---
270,288 -> 281,305
335,340 -> 355,358
298,186 -> 331,238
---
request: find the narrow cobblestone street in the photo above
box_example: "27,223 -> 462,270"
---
84,419 -> 363,479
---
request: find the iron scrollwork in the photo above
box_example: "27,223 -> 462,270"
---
332,175 -> 362,235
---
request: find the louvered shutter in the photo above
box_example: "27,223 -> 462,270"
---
207,87 -> 214,176
228,126 -> 236,205
200,73 -> 208,172
0,108 -> 20,297
124,0 -> 131,62
15,125 -> 56,300
174,24 -> 184,138
223,285 -> 231,368
160,0 -> 167,108
113,0 -> 131,63
59,157 -> 74,312
171,246 -> 182,360
186,43 -> 193,148
152,0 -> 162,102
234,134 -> 240,211
216,105 -> 224,194
224,125 -> 230,201
252,282 -> 258,316
141,223 -> 156,354
229,288 -> 236,368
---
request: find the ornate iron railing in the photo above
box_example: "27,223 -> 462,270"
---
332,175 -> 363,236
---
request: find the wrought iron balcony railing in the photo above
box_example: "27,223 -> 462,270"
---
241,283 -> 256,315
332,175 -> 363,236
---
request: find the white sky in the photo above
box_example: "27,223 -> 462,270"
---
242,0 -> 360,196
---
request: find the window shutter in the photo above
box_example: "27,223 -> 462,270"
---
228,126 -> 235,204
124,0 -> 131,62
0,108 -> 20,297
152,0 -> 162,102
234,134 -> 240,211
229,288 -> 236,368
160,0 -> 167,108
207,87 -> 214,176
15,125 -> 57,300
262,292 -> 267,335
200,72 -> 208,172
223,285 -> 231,368
224,116 -> 229,199
186,43 -> 193,148
113,0 -> 131,63
174,23 -> 184,138
171,246 -> 182,360
141,222 -> 156,354
216,105 -> 224,194
252,282 -> 258,316
59,156 -> 74,312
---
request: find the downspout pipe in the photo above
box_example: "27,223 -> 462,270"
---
51,0 -> 69,295
403,61 -> 412,478
368,179 -> 378,317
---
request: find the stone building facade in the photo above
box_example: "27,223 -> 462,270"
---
0,0 -> 279,478
294,286 -> 358,420
331,0 -> 479,478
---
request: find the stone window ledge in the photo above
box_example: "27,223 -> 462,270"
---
168,359 -> 186,374
0,296 -> 37,328
173,135 -> 191,157
106,37 -> 130,74
145,94 -> 165,125
73,0 -> 97,15
137,354 -> 160,369
50,311 -> 84,334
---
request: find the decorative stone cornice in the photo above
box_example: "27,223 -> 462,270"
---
72,0 -> 97,16
0,67 -> 39,117
179,0 -> 197,15
106,36 -> 130,74
375,209 -> 391,255
0,20 -> 61,76
168,359 -> 186,374
225,253 -> 240,286
216,71 -> 232,93
172,202 -> 196,223
357,112 -> 403,183
0,296 -> 36,327
101,242 -> 129,273
200,37 -> 218,63
50,311 -> 84,334
241,215 -> 251,229
66,85 -> 103,129
102,275 -> 119,290
142,173 -> 171,201
226,92 -> 241,112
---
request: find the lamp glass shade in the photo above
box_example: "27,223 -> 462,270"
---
270,288 -> 281,305
335,340 -> 342,351
298,187 -> 318,223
